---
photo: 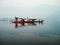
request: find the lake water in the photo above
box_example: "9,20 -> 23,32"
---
0,17 -> 60,45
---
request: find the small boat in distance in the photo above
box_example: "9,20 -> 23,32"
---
12,17 -> 44,24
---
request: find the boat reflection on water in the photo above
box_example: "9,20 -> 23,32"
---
12,17 -> 44,28
13,22 -> 43,28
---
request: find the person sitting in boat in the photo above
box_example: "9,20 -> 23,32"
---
15,17 -> 18,21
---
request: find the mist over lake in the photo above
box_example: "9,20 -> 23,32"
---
0,0 -> 60,45
0,11 -> 60,45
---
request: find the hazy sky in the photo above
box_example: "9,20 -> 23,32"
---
0,0 -> 60,18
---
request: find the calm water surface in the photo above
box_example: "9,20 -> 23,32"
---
0,18 -> 60,45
